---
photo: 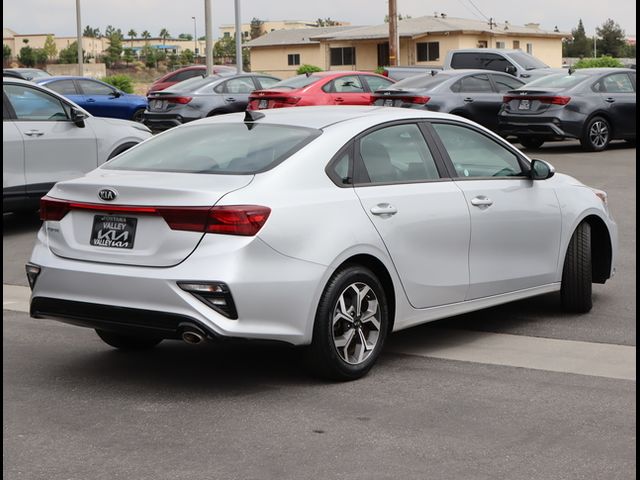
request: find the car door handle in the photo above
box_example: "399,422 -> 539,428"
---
370,203 -> 398,216
470,196 -> 493,207
463,97 -> 474,103
24,130 -> 44,137
225,97 -> 236,102
334,97 -> 345,103
86,98 -> 96,102
604,97 -> 615,103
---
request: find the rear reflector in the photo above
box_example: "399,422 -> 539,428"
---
40,197 -> 271,236
503,95 -> 571,105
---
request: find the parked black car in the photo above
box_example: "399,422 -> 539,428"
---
371,69 -> 525,132
498,68 -> 636,151
3,68 -> 51,81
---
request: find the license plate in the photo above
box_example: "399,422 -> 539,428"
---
383,99 -> 394,107
518,99 -> 531,110
151,99 -> 167,110
90,215 -> 137,249
258,99 -> 268,109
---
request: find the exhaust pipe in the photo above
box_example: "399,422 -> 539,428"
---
181,327 -> 206,345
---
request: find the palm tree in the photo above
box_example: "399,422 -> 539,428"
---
159,28 -> 170,45
128,29 -> 137,48
142,30 -> 151,44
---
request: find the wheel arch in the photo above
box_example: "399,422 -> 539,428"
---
584,110 -> 616,138
582,214 -> 613,284
107,141 -> 139,160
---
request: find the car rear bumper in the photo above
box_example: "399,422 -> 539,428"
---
143,112 -> 200,131
498,114 -> 585,139
28,233 -> 326,345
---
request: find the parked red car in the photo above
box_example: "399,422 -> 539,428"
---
247,71 -> 395,110
146,65 -> 237,95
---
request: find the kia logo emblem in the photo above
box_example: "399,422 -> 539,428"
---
98,188 -> 117,201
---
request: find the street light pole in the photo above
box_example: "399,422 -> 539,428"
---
204,0 -> 213,75
593,34 -> 597,58
234,0 -> 242,73
192,16 -> 197,59
75,0 -> 83,75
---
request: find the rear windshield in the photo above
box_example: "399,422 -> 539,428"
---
103,123 -> 321,174
266,74 -> 323,90
524,73 -> 590,89
387,74 -> 449,90
165,75 -> 221,92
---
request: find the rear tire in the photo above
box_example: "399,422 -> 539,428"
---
518,136 -> 545,149
95,329 -> 163,350
305,266 -> 389,381
561,222 -> 592,313
580,116 -> 610,152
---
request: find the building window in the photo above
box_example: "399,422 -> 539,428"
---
288,53 -> 300,66
477,40 -> 488,48
223,32 -> 230,38
496,41 -> 506,49
330,47 -> 356,66
416,42 -> 440,62
513,40 -> 520,49
526,43 -> 533,54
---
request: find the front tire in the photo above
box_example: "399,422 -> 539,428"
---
518,136 -> 545,149
561,222 -> 592,313
580,116 -> 610,152
306,266 -> 389,381
132,108 -> 146,123
95,329 -> 163,350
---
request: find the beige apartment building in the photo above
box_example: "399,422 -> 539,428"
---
246,15 -> 570,77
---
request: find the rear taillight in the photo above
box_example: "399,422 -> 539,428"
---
39,197 -> 270,236
167,96 -> 193,104
503,95 -> 571,105
282,96 -> 301,105
405,96 -> 430,104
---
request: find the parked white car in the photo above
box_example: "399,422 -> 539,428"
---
3,77 -> 152,213
27,106 -> 617,380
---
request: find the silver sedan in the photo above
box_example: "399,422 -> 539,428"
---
28,106 -> 617,380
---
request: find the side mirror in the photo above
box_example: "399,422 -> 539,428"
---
70,107 -> 88,128
110,90 -> 122,98
530,159 -> 555,180
505,65 -> 517,75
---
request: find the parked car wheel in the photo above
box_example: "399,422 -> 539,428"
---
580,116 -> 610,152
561,222 -> 592,313
132,108 -> 146,123
518,136 -> 545,149
306,266 -> 389,381
95,329 -> 163,350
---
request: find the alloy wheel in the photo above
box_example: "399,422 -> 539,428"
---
589,120 -> 609,148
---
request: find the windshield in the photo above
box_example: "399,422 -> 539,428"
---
386,74 -> 449,90
165,75 -> 221,92
508,52 -> 549,70
103,123 -> 322,174
264,74 -> 324,90
523,73 -> 591,89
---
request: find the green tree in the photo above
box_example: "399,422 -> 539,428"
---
155,50 -> 167,63
159,28 -> 170,45
296,64 -> 323,74
167,53 -> 179,69
83,25 -> 101,38
58,41 -> 84,64
128,29 -> 137,48
180,48 -> 194,64
101,74 -> 134,93
384,13 -> 412,22
43,35 -> 57,61
596,19 -> 626,57
18,46 -> 35,67
563,19 -> 592,58
123,47 -> 134,66
3,44 -> 12,65
142,30 -> 152,42
316,18 -> 339,27
574,55 -> 624,68
178,33 -> 193,40
140,44 -> 156,68
105,25 -> 116,38
250,18 -> 264,39
214,35 -> 236,58
33,49 -> 48,66
106,31 -> 123,66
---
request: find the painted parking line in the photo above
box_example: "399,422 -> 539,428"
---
4,283 -> 635,381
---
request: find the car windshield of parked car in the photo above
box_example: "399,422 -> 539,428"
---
523,73 -> 591,89
103,123 -> 321,174
167,75 -> 221,92
507,52 -> 549,70
387,74 -> 449,90
265,74 -> 324,90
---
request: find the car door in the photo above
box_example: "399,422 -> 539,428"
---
594,72 -> 636,137
3,95 -> 26,203
450,74 -> 501,130
430,121 -> 562,300
77,79 -> 127,119
215,77 -> 256,111
323,75 -> 371,105
352,122 -> 471,308
3,83 -> 98,199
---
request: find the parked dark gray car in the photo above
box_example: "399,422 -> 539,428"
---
144,73 -> 281,131
371,69 -> 525,132
498,68 -> 636,151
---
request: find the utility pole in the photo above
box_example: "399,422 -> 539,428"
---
593,34 -> 597,57
234,0 -> 242,73
388,0 -> 398,66
75,0 -> 83,75
192,16 -> 197,59
204,0 -> 213,75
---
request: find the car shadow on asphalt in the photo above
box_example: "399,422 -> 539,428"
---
516,139 -> 633,155
2,211 -> 42,235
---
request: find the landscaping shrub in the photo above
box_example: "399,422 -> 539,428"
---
101,74 -> 134,93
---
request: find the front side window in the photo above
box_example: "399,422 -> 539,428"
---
357,124 -> 440,184
45,80 -> 78,95
3,84 -> 69,121
432,123 -> 524,178
416,42 -> 440,62
323,75 -> 364,93
478,54 -> 513,73
78,80 -> 115,96
287,54 -> 300,66
491,74 -> 525,92
103,123 -> 321,174
330,47 -> 356,66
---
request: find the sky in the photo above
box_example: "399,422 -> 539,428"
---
3,0 -> 636,39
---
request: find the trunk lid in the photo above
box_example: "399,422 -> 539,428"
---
43,170 -> 253,267
502,88 -> 570,115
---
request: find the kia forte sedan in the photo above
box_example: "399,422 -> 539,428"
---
27,106 -> 617,380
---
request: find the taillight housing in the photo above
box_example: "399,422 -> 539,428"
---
39,197 -> 270,236
167,96 -> 193,104
503,95 -> 571,105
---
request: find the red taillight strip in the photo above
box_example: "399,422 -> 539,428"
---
39,197 -> 270,236
503,95 -> 571,105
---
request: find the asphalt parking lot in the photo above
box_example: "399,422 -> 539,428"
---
3,140 -> 636,479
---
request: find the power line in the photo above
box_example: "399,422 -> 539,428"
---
466,0 -> 490,21
456,0 -> 483,20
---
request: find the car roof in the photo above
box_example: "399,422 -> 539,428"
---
3,76 -> 35,84
201,105 -> 474,130
36,76 -> 102,82
569,68 -> 636,75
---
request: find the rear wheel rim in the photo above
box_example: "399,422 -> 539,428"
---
331,282 -> 381,365
589,120 -> 609,148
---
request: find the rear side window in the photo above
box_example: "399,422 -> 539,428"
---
450,53 -> 480,69
596,73 -> 635,93
170,69 -> 205,82
362,75 -> 394,92
103,123 -> 321,174
390,74 -> 449,90
267,74 -> 323,90
45,80 -> 78,95
491,74 -> 524,92
323,75 -> 365,93
451,74 -> 493,93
